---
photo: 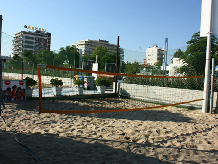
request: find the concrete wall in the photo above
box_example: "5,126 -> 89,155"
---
3,72 -> 75,87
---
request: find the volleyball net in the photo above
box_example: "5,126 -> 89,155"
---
37,64 -> 205,114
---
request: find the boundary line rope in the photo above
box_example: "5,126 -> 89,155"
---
38,64 -> 204,79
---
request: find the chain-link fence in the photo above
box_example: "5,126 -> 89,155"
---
1,32 -> 13,57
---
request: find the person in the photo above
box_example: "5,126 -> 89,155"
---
4,87 -> 11,101
17,87 -> 24,100
11,85 -> 18,101
123,76 -> 126,83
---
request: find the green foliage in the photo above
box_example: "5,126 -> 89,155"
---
150,66 -> 164,75
124,62 -> 141,74
173,49 -> 185,58
154,61 -> 162,66
181,32 -> 218,76
58,46 -> 80,68
23,51 -> 36,64
83,45 -> 119,71
23,77 -> 37,87
73,78 -> 84,85
95,76 -> 112,86
6,54 -> 23,69
50,78 -> 63,87
36,50 -> 54,66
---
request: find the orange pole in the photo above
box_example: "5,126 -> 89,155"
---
37,67 -> 42,113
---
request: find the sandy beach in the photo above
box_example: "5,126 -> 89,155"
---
0,98 -> 218,164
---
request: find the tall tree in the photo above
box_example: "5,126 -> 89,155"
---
180,32 -> 218,75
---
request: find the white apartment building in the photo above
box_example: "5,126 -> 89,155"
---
13,30 -> 51,56
146,44 -> 164,65
72,39 -> 124,56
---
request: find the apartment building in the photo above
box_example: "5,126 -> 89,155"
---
13,30 -> 51,56
72,39 -> 124,56
146,44 -> 164,65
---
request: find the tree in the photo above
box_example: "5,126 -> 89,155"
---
58,46 -> 80,68
180,32 -> 218,76
36,50 -> 55,66
124,62 -> 141,74
173,49 -> 184,58
23,51 -> 35,64
154,60 -> 162,66
83,45 -> 119,71
6,54 -> 23,69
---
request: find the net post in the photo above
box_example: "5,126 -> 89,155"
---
37,64 -> 45,113
210,58 -> 215,114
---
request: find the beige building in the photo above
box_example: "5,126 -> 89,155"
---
146,44 -> 164,65
72,39 -> 124,56
13,30 -> 51,56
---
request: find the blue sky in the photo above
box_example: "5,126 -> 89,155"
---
1,0 -> 202,63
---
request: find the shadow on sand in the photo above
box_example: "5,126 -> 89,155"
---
0,130 -> 171,164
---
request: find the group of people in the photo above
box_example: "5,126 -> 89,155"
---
4,85 -> 25,101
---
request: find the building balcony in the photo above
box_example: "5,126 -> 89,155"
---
13,42 -> 22,46
12,37 -> 23,41
22,42 -> 34,46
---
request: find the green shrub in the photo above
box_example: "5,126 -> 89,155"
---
73,78 -> 84,86
95,77 -> 112,86
23,77 -> 37,88
50,78 -> 63,87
